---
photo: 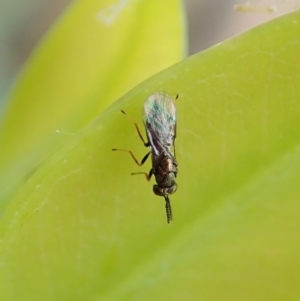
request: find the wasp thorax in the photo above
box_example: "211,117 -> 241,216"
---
153,183 -> 177,197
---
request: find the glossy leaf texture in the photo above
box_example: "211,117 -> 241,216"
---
1,10 -> 300,301
0,0 -> 185,211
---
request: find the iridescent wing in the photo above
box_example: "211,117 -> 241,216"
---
143,92 -> 176,157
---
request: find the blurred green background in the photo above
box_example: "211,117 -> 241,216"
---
1,0 -> 295,109
1,1 -> 300,300
0,0 -> 300,301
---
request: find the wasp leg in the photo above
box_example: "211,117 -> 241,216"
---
112,149 -> 151,166
121,110 -> 150,147
131,168 -> 153,181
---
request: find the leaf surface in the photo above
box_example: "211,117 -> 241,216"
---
1,10 -> 300,301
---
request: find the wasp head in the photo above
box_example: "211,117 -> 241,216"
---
153,182 -> 177,196
152,186 -> 176,224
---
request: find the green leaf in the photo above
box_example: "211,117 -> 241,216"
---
0,0 -> 185,211
1,9 -> 300,301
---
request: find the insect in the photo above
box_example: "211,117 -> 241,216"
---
112,91 -> 178,223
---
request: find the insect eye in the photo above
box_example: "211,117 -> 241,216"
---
153,185 -> 163,196
168,183 -> 177,195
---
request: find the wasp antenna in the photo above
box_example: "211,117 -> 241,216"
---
175,94 -> 179,100
164,196 -> 172,224
121,110 -> 126,115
